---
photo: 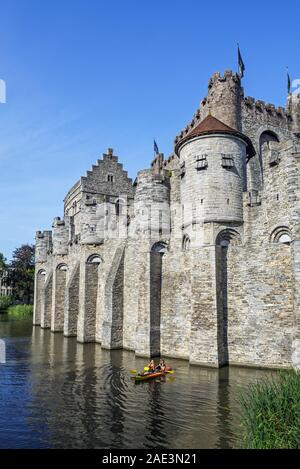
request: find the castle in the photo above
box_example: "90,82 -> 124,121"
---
33,68 -> 300,369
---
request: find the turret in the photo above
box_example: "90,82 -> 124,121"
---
134,169 -> 170,236
35,231 -> 52,263
52,217 -> 70,255
205,71 -> 243,131
175,114 -> 255,233
287,92 -> 300,135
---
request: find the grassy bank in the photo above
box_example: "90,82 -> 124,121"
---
7,304 -> 33,317
0,295 -> 12,313
240,369 -> 300,448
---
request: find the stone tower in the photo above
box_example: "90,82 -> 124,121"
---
35,230 -> 52,263
287,92 -> 300,135
134,169 -> 170,236
52,217 -> 69,255
175,114 -> 255,246
205,71 -> 243,131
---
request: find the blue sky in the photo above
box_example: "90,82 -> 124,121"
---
0,0 -> 299,259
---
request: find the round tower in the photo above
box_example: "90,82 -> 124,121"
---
287,92 -> 300,135
52,217 -> 70,255
134,169 -> 170,236
205,71 -> 243,131
35,231 -> 52,263
175,114 -> 255,234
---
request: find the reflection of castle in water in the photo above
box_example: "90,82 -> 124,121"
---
27,328 -> 273,448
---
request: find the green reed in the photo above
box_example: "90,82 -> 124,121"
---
240,369 -> 300,448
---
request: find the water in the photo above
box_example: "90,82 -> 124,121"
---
0,314 -> 274,449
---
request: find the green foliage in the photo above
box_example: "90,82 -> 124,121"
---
9,244 -> 35,304
0,295 -> 12,312
7,304 -> 33,317
0,252 -> 7,272
240,370 -> 300,448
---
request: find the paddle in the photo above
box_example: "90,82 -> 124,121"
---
130,367 -> 175,376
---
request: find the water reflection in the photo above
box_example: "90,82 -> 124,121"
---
0,315 -> 274,449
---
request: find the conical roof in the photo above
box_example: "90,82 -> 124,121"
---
188,114 -> 236,136
175,114 -> 255,159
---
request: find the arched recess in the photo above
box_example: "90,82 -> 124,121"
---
33,269 -> 46,325
215,229 -> 241,365
150,242 -> 168,357
259,130 -> 280,181
64,262 -> 80,337
87,254 -> 102,264
270,226 -> 292,245
182,234 -> 191,251
84,254 -> 102,341
51,264 -> 68,332
115,198 -> 125,217
41,271 -> 53,329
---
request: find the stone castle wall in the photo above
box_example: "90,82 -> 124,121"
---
33,69 -> 300,369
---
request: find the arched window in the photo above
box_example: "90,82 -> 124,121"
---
258,131 -> 280,178
259,131 -> 279,148
182,234 -> 191,251
115,198 -> 125,216
151,242 -> 168,254
270,226 -> 292,244
56,264 -> 68,271
216,229 -> 241,247
38,269 -> 46,276
86,254 -> 102,264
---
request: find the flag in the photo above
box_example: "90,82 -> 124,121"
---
287,70 -> 291,95
154,139 -> 159,155
237,45 -> 245,78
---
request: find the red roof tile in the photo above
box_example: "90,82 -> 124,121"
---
175,114 -> 255,159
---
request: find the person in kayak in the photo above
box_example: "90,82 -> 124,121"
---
148,359 -> 156,372
155,358 -> 166,372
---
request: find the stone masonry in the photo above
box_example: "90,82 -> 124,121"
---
33,69 -> 300,368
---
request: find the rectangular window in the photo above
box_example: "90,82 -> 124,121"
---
221,154 -> 234,168
195,154 -> 208,170
107,174 -> 114,182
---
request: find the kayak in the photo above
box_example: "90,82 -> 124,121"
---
132,369 -> 173,382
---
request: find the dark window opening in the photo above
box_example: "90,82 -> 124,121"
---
196,154 -> 208,170
221,154 -> 234,169
180,161 -> 186,178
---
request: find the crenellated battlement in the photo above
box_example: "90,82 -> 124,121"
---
52,217 -> 66,228
36,230 -> 52,239
35,230 -> 52,263
243,96 -> 287,118
208,70 -> 241,88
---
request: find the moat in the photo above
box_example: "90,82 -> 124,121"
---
0,314 -> 274,449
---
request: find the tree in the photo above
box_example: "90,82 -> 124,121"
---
9,244 -> 35,304
0,252 -> 6,273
